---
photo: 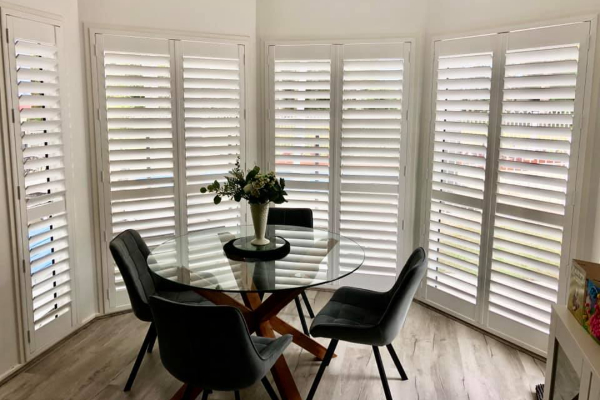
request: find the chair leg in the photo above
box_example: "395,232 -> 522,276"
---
301,291 -> 315,318
147,324 -> 157,354
294,297 -> 310,336
373,346 -> 393,400
261,377 -> 279,400
234,390 -> 241,400
200,389 -> 212,400
306,339 -> 339,400
386,344 -> 408,381
124,323 -> 155,392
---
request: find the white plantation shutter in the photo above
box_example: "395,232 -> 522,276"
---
486,23 -> 591,351
5,14 -> 74,353
176,40 -> 245,285
270,45 -> 332,229
95,35 -> 180,307
177,41 -> 245,234
92,33 -> 248,311
424,22 -> 592,352
338,43 -> 410,290
425,35 -> 494,320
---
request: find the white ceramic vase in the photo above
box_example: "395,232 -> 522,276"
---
250,202 -> 270,246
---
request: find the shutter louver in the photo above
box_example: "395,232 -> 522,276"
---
181,42 -> 243,233
426,43 -> 493,317
273,46 -> 331,229
7,15 -> 74,350
488,42 -> 581,334
338,44 -> 408,285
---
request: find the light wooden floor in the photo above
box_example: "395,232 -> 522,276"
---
0,291 -> 545,400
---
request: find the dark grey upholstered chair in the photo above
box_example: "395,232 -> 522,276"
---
267,207 -> 316,335
149,295 -> 293,400
306,247 -> 427,400
109,229 -> 211,392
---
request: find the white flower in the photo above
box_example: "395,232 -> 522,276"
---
243,183 -> 253,193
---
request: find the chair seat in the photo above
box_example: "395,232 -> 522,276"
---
159,290 -> 212,305
310,286 -> 390,346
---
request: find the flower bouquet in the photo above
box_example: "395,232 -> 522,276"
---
201,157 -> 287,245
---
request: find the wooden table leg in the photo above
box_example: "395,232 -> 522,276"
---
243,293 -> 302,400
169,384 -> 203,400
270,316 -> 333,361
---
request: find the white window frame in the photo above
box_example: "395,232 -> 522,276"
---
418,15 -> 598,355
86,25 -> 252,313
262,37 -> 419,289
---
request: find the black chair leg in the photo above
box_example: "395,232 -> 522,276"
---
306,339 -> 338,400
200,389 -> 212,400
261,377 -> 279,400
373,346 -> 393,400
301,291 -> 315,318
147,324 -> 157,353
294,297 -> 310,336
234,390 -> 241,400
386,344 -> 408,381
124,323 -> 155,392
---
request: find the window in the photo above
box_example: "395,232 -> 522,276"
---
4,12 -> 75,355
267,41 -> 412,290
424,22 -> 593,353
91,32 -> 247,310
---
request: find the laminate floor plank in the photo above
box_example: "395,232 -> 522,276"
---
0,292 -> 545,400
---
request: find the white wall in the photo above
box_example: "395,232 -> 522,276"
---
0,0 -> 98,379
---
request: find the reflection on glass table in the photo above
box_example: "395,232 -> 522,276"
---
147,225 -> 365,293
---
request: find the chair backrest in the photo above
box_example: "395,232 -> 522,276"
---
149,295 -> 267,391
267,207 -> 313,229
109,229 -> 156,321
377,247 -> 427,345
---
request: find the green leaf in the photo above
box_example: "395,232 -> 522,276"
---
213,180 -> 220,189
233,193 -> 242,202
200,187 -> 207,193
213,195 -> 222,205
245,166 -> 260,182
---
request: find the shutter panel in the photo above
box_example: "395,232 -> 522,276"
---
338,43 -> 410,290
179,41 -> 244,233
5,14 -> 74,353
176,41 -> 245,285
425,36 -> 494,319
271,45 -> 332,229
96,35 -> 179,307
487,23 -> 591,350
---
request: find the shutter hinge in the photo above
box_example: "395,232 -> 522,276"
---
22,259 -> 26,274
102,230 -> 107,242
267,109 -> 270,120
11,109 -> 15,124
27,330 -> 31,343
402,220 -> 405,230
96,108 -> 100,121
5,28 -> 8,43
100,171 -> 104,183
403,166 -> 407,177
243,53 -> 246,65
244,109 -> 246,120
106,288 -> 110,301
16,185 -> 21,200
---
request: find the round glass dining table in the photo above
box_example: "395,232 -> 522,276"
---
147,225 -> 364,400
147,225 -> 365,293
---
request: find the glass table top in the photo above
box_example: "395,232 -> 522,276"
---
147,225 -> 365,293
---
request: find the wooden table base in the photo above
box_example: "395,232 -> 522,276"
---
168,288 -> 332,400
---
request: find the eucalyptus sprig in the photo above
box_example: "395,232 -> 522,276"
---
200,157 -> 288,205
